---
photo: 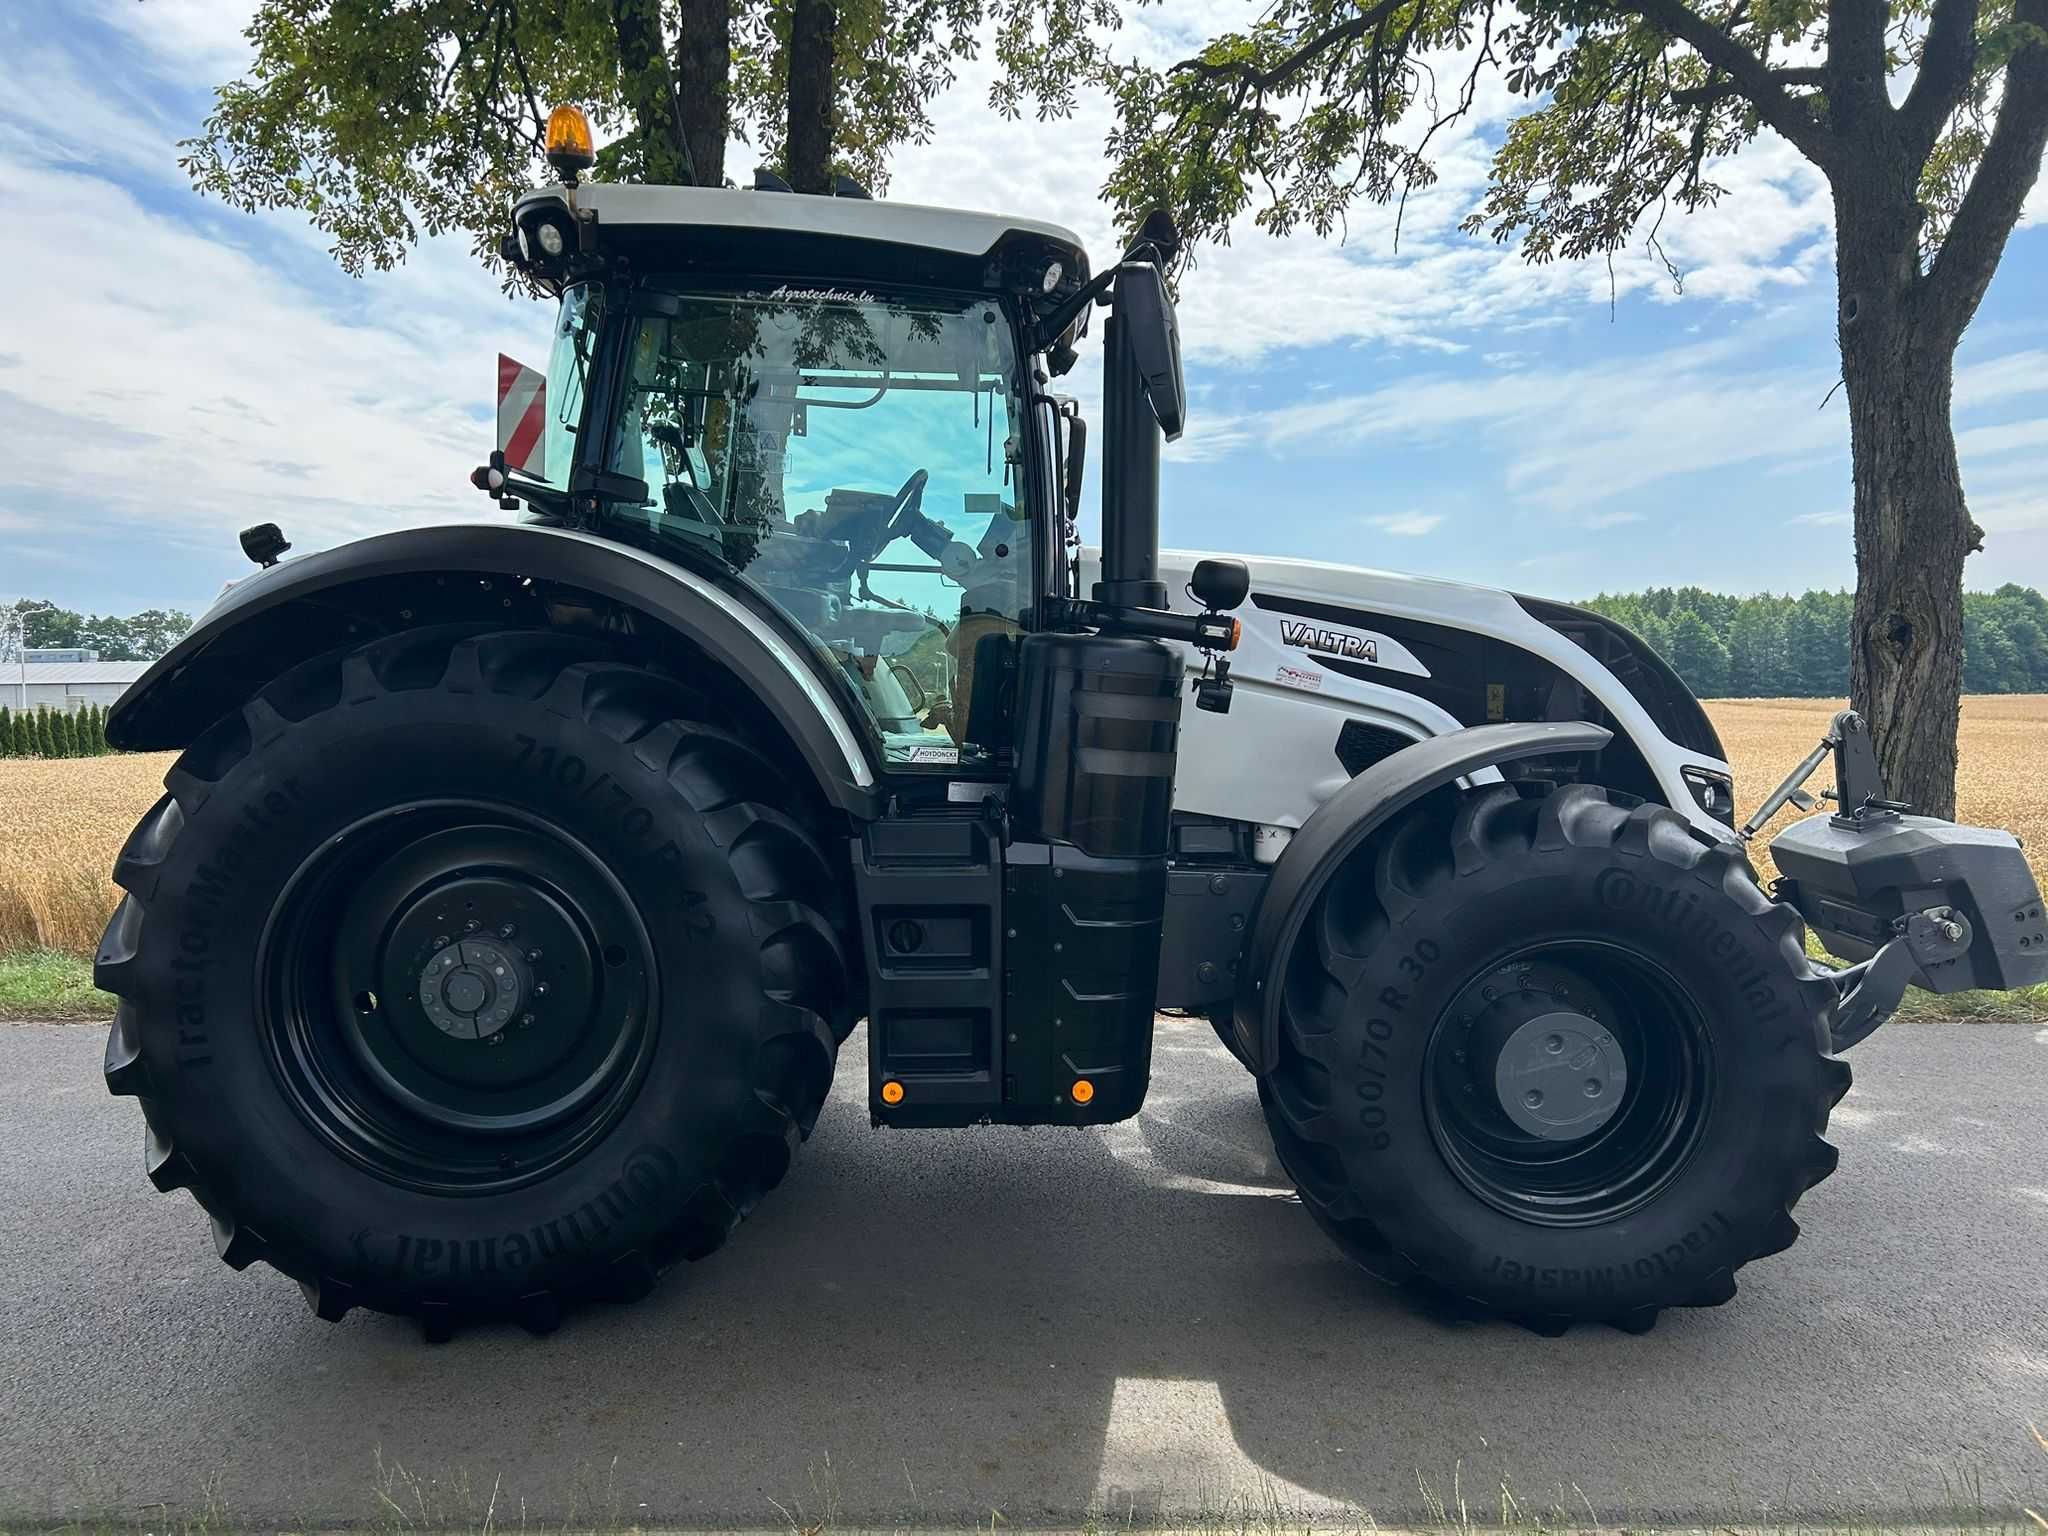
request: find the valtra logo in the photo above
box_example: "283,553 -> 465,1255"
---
1278,618 -> 1379,663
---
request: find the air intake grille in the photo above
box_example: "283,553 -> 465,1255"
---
1335,721 -> 1415,777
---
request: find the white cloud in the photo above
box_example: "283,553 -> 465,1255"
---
883,16 -> 1840,369
1957,416 -> 2048,458
1164,421 -> 1255,464
1253,327 -> 1853,514
0,152 -> 551,561
1789,510 -> 1852,525
1970,485 -> 2048,532
1956,351 -> 2048,410
1582,509 -> 1646,528
1369,511 -> 1444,536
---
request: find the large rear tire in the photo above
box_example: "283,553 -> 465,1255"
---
96,626 -> 852,1333
1261,781 -> 1851,1332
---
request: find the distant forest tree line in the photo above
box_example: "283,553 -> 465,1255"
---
1583,586 -> 2048,700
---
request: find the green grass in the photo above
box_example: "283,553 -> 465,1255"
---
0,947 -> 115,1021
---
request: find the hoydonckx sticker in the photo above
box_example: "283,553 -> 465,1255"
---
1278,619 -> 1379,663
1275,664 -> 1324,692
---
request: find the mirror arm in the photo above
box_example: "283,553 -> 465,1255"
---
1029,262 -> 1145,354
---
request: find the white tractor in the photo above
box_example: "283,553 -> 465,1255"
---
98,108 -> 2047,1338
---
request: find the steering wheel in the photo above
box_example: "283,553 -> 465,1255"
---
877,469 -> 931,550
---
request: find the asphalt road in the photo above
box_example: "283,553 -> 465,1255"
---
2,1017 -> 2045,1529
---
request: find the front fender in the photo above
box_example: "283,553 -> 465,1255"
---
111,522 -> 881,816
1230,720 -> 1614,1071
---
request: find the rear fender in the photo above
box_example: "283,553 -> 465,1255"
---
1230,720 -> 1613,1072
110,522 -> 882,817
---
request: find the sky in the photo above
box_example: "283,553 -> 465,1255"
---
1,0 -> 2044,623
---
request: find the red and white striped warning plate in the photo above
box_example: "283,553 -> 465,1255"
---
496,354 -> 546,478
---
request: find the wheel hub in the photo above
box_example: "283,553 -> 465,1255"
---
1491,1011 -> 1628,1141
259,809 -> 659,1191
418,937 -> 529,1040
1424,943 -> 1714,1227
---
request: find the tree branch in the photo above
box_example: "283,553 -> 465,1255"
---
1670,64 -> 1823,103
1899,0 -> 1982,154
1921,0 -> 2048,338
1609,0 -> 1835,164
1824,0 -> 1891,137
1169,0 -> 1415,96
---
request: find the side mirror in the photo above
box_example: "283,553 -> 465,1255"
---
1062,412 -> 1087,525
1191,558 -> 1249,612
1112,263 -> 1185,441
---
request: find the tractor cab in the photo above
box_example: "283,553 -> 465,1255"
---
487,125 -> 1238,1133
497,170 -> 1107,774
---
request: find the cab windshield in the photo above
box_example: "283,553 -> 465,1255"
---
583,285 -> 1034,768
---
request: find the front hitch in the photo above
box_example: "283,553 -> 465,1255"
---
1759,710 -> 2048,1049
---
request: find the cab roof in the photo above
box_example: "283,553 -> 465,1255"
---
565,183 -> 1089,267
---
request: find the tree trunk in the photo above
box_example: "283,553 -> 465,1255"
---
1835,184 -> 1975,820
612,0 -> 691,184
675,0 -> 730,186
785,0 -> 836,193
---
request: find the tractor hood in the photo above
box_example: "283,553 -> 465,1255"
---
1079,545 -> 1730,833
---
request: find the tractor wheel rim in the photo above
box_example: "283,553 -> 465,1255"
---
258,799 -> 659,1195
1424,940 -> 1713,1227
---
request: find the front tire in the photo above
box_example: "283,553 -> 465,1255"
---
1261,781 -> 1851,1332
96,626 -> 851,1332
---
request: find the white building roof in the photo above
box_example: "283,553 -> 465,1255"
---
4,661 -> 151,686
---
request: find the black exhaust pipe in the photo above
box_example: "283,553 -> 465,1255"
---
1095,306 -> 1166,611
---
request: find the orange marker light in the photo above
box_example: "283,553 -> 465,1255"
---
880,1080 -> 905,1105
1071,1078 -> 1095,1105
544,104 -> 596,179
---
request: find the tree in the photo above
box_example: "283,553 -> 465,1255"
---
34,708 -> 55,759
1107,0 -> 2047,817
1727,598 -> 1791,695
182,0 -> 1111,277
1668,608 -> 1732,695
2,600 -> 192,662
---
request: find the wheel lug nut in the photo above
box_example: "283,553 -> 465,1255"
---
521,1013 -> 535,1026
526,949 -> 542,963
499,923 -> 517,939
464,919 -> 481,933
535,982 -> 549,997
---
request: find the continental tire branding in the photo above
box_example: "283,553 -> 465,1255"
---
348,1145 -> 682,1283
1593,865 -> 1789,1023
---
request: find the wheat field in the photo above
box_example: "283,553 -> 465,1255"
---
2,698 -> 2044,959
0,752 -> 176,956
